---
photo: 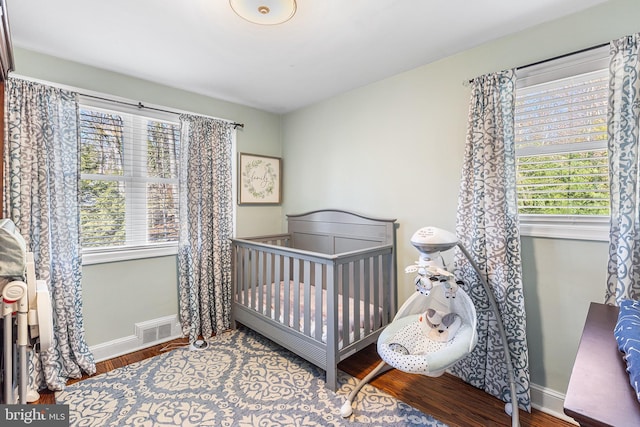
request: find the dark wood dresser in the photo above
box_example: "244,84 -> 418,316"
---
564,302 -> 640,426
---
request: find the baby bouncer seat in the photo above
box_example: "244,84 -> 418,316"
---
377,276 -> 477,377
340,227 -> 520,427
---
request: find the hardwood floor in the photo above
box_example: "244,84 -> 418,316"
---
339,344 -> 575,427
35,337 -> 575,427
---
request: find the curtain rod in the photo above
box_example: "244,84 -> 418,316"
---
81,93 -> 245,129
9,73 -> 245,129
517,42 -> 609,71
466,41 -> 610,85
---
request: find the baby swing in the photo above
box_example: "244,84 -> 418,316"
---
340,227 -> 520,427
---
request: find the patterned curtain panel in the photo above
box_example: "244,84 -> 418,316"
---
451,70 -> 531,411
178,114 -> 233,343
606,33 -> 640,305
3,78 -> 96,390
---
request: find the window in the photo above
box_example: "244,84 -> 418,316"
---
79,98 -> 180,262
514,46 -> 610,240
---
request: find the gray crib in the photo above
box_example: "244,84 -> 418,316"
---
231,209 -> 398,391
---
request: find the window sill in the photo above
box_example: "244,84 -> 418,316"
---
519,215 -> 609,242
82,244 -> 178,265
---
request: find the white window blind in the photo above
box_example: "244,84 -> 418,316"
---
514,46 -> 611,240
79,99 -> 180,251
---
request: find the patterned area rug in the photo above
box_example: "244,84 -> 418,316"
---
56,327 -> 446,426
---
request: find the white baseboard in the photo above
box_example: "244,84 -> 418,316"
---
530,383 -> 578,425
89,314 -> 184,362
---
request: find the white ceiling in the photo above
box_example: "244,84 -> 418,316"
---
7,0 -> 608,114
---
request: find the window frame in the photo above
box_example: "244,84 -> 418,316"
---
515,46 -> 610,242
79,96 -> 181,264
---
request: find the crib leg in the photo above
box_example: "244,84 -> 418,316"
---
340,360 -> 393,418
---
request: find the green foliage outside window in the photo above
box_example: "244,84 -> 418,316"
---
80,179 -> 126,247
80,109 -> 126,248
146,121 -> 179,243
516,150 -> 609,215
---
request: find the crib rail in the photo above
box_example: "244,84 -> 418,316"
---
236,233 -> 292,247
231,237 -> 395,351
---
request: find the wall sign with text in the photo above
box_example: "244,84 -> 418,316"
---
238,153 -> 282,205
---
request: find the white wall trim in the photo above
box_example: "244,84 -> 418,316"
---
89,315 -> 183,362
519,214 -> 608,242
530,383 -> 577,425
82,244 -> 178,265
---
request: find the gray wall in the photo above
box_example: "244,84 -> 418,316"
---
12,48 -> 284,346
281,0 -> 640,395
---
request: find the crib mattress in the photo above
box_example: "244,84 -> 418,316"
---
244,281 -> 380,346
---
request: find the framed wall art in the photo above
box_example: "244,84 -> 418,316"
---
238,152 -> 282,205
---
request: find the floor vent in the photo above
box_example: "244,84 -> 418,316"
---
135,315 -> 179,345
158,323 -> 172,340
142,327 -> 158,344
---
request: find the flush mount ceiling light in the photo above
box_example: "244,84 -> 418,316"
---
230,0 -> 297,25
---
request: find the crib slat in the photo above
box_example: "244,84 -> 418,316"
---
314,263 -> 323,341
373,255 -> 381,328
326,262 -> 337,391
267,254 -> 280,326
234,247 -> 240,303
283,255 -> 291,328
387,252 -> 394,322
243,249 -> 254,305
274,253 -> 281,323
341,262 -> 350,347
257,251 -> 263,314
270,252 -> 282,322
265,252 -> 280,318
303,260 -> 311,336
234,246 -> 241,304
363,257 -> 371,334
282,266 -> 292,326
265,252 -> 272,318
379,254 -> 388,325
353,260 -> 361,343
257,251 -> 271,314
292,258 -> 299,330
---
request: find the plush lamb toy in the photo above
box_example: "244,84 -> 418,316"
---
417,282 -> 462,342
420,310 -> 461,342
386,281 -> 463,355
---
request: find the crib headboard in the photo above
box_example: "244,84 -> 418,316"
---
286,209 -> 397,254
